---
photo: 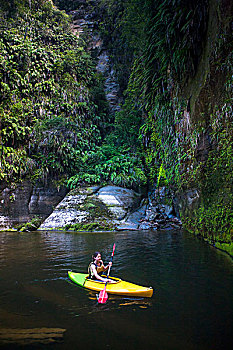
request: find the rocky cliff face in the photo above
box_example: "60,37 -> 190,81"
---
0,179 -> 181,231
176,0 -> 232,222
38,185 -> 181,231
0,181 -> 67,230
70,2 -> 123,115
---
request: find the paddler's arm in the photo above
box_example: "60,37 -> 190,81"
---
92,264 -> 112,282
103,261 -> 112,271
99,260 -> 112,272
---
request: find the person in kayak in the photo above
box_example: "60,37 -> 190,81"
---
88,251 -> 113,282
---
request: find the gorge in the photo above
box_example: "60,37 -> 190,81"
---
0,0 -> 232,256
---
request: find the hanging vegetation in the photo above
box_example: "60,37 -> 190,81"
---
96,0 -> 233,251
0,0 -> 110,184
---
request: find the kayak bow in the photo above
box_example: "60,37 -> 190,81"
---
68,271 -> 153,298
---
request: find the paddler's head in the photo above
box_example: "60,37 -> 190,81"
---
92,251 -> 102,263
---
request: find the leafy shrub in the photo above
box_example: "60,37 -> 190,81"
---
67,142 -> 147,189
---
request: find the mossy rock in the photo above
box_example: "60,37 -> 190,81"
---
214,242 -> 233,257
81,197 -> 113,220
15,217 -> 42,232
65,221 -> 115,232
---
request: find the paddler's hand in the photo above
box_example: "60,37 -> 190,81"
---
108,262 -> 112,267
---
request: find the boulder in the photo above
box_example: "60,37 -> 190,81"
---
97,186 -> 140,220
116,204 -> 147,230
39,185 -> 141,231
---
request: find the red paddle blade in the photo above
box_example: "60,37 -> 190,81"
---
98,289 -> 108,304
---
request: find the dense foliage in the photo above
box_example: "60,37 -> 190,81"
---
0,0 -> 147,190
0,0 -> 109,184
97,0 -> 233,250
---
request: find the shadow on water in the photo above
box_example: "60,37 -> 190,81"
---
0,229 -> 233,350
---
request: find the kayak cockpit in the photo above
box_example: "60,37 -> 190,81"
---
85,275 -> 120,284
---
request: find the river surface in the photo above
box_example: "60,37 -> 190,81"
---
0,229 -> 232,350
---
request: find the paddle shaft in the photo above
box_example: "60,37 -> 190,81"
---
98,243 -> 115,303
106,243 -> 115,277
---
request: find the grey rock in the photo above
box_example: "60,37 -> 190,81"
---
0,215 -> 11,230
125,205 -> 147,225
116,222 -> 139,231
0,180 -> 68,230
138,222 -> 152,230
38,185 -> 141,230
158,204 -> 174,218
187,189 -> 200,206
39,192 -> 87,230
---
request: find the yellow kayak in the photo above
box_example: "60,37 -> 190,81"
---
68,271 -> 153,298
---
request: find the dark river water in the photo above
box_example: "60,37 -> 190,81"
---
0,229 -> 232,350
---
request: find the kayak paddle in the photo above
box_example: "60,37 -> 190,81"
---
98,243 -> 116,304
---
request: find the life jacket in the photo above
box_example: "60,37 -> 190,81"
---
88,262 -> 105,279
